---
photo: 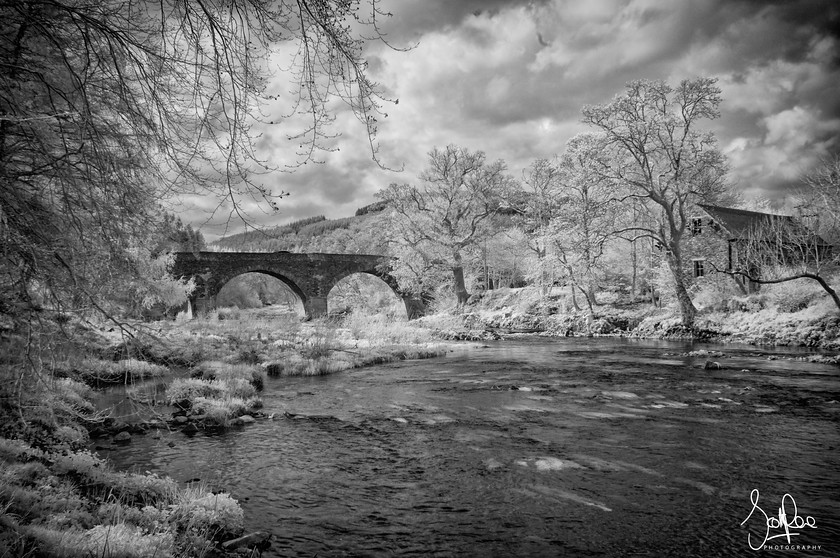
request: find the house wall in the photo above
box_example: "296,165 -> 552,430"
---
682,218 -> 746,292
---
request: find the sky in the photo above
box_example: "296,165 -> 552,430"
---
187,0 -> 840,242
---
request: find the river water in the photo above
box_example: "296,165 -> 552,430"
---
100,338 -> 840,557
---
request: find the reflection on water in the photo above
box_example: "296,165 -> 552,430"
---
99,338 -> 840,557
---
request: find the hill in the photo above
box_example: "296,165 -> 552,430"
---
210,201 -> 389,254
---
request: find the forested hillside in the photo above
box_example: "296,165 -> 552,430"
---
211,202 -> 390,254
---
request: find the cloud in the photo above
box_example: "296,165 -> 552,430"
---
186,0 -> 840,241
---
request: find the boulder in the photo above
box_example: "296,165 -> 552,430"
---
113,431 -> 131,444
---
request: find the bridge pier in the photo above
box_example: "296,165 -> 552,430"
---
193,296 -> 217,315
303,296 -> 328,319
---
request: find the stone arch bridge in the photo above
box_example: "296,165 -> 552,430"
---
172,251 -> 425,319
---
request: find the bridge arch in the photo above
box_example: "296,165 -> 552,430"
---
216,270 -> 307,316
172,251 -> 426,319
327,271 -> 408,318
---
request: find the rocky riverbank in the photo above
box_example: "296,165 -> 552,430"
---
438,286 -> 840,351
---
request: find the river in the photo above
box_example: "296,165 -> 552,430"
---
99,337 -> 840,557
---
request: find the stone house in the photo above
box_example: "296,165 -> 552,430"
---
683,204 -> 830,293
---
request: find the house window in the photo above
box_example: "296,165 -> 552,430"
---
693,259 -> 705,278
691,218 -> 703,236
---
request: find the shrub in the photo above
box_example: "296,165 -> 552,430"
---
172,487 -> 244,537
765,279 -> 825,313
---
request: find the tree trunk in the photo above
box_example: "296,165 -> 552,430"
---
569,281 -> 581,311
665,248 -> 696,328
630,239 -> 637,296
452,252 -> 469,305
579,285 -> 595,325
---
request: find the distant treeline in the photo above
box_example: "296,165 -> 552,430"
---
355,200 -> 387,216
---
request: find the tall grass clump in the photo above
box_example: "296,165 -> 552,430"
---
73,358 -> 167,385
344,310 -> 433,345
190,360 -> 265,391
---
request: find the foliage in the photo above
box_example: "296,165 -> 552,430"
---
153,213 -> 206,256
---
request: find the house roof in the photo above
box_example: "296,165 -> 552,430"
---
698,204 -> 795,238
698,204 -> 830,246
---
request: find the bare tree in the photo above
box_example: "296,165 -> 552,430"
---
549,133 -> 619,320
378,145 -> 516,305
582,78 -> 728,327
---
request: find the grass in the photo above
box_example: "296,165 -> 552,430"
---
0,433 -> 245,558
69,358 -> 168,386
